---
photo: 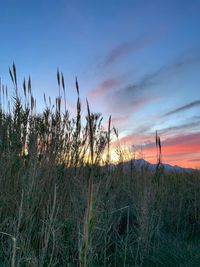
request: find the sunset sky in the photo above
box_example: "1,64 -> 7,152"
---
0,0 -> 200,168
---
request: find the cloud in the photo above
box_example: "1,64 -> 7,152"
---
140,132 -> 200,168
107,72 -> 159,114
160,120 -> 200,133
116,73 -> 157,97
111,115 -> 129,127
103,42 -> 137,66
108,94 -> 155,115
101,115 -> 129,129
107,53 -> 200,114
163,132 -> 200,147
111,132 -> 154,148
90,50 -> 200,118
112,129 -> 200,168
134,123 -> 154,134
99,33 -> 162,68
188,159 -> 200,162
122,54 -> 200,96
164,100 -> 200,116
136,122 -> 200,150
89,77 -> 124,98
193,116 -> 200,120
90,70 -> 157,115
110,128 -> 200,168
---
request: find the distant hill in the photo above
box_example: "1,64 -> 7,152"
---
114,158 -> 195,173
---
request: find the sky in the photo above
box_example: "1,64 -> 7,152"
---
0,0 -> 200,168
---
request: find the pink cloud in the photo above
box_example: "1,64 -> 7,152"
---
143,133 -> 200,168
111,132 -> 154,148
111,132 -> 200,168
111,115 -> 129,127
89,77 -> 124,98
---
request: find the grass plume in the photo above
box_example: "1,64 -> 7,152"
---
0,66 -> 199,266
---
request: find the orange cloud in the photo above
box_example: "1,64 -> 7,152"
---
143,133 -> 200,168
111,132 -> 200,169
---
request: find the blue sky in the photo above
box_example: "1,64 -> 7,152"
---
0,0 -> 200,167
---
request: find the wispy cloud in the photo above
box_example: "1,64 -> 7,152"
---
108,94 -> 155,115
118,54 -> 200,96
164,100 -> 200,116
111,132 -> 154,148
107,53 -> 200,114
110,127 -> 200,168
163,132 -> 200,147
140,132 -> 200,168
188,159 -> 200,162
103,42 -> 137,66
99,33 -> 162,68
89,77 -> 124,98
111,115 -> 129,127
106,71 -> 160,114
193,115 -> 200,120
160,120 -> 200,133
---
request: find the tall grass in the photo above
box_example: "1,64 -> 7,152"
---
0,65 -> 199,266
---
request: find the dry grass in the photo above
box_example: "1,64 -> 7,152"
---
0,65 -> 199,266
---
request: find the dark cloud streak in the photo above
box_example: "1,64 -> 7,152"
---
164,100 -> 200,116
110,54 -> 200,113
160,121 -> 200,133
99,33 -> 162,68
104,42 -> 136,66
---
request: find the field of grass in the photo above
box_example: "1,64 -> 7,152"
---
0,65 -> 200,266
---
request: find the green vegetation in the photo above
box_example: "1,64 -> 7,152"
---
0,65 -> 199,266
